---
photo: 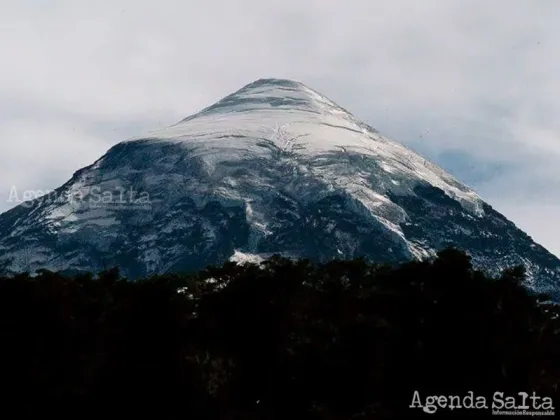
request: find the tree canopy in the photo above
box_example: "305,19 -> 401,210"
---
0,248 -> 558,419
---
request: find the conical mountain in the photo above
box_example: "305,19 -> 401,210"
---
1,78 -> 559,297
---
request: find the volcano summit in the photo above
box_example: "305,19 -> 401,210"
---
1,78 -> 559,297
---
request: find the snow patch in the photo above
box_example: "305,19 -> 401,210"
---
229,250 -> 264,265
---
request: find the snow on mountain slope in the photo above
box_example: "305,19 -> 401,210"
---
0,78 -> 559,298
132,79 -> 482,212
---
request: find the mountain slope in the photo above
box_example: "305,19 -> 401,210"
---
1,78 -> 559,297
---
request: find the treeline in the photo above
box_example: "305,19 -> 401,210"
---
0,248 -> 558,419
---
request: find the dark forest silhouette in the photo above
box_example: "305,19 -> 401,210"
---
0,248 -> 558,419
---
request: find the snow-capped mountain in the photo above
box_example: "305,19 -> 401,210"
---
1,78 -> 559,297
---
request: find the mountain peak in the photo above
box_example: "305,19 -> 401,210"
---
127,77 -> 481,215
2,79 -> 560,299
175,78 -> 340,125
233,78 -> 317,98
242,77 -> 308,89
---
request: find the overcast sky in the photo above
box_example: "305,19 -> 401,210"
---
1,0 -> 560,255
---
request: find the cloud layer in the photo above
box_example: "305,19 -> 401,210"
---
1,0 -> 559,254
